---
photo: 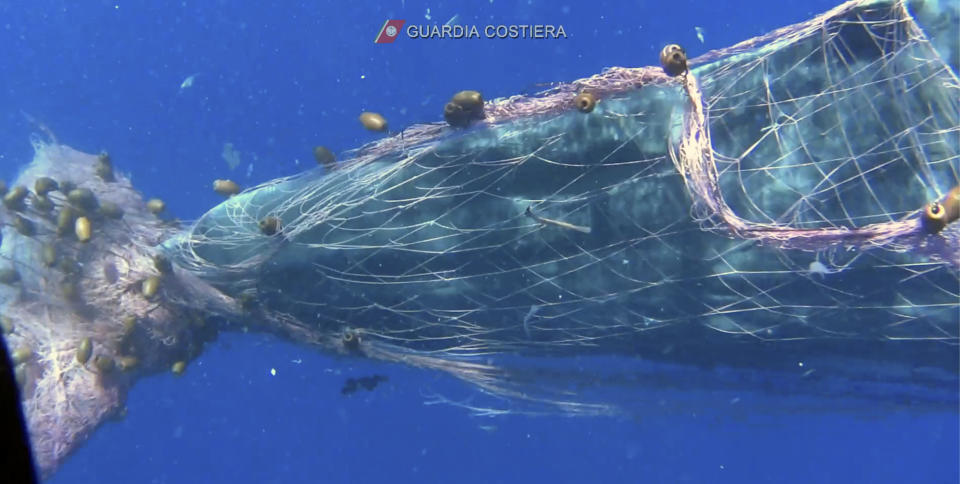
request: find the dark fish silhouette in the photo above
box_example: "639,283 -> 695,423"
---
340,375 -> 388,396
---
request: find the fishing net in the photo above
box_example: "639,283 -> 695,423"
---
0,143 -> 236,477
0,0 -> 957,477
166,0 -> 958,410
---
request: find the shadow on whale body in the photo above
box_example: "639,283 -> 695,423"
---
0,0 -> 957,478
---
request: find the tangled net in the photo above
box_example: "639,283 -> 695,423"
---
168,0 -> 958,408
0,0 -> 957,478
0,143 -> 237,477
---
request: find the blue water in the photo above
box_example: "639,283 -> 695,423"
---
1,1 -> 957,482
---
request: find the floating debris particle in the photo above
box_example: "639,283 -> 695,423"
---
180,73 -> 199,91
222,142 -> 241,171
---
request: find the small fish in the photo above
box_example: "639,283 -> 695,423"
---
695,26 -> 705,44
341,374 -> 388,395
525,206 -> 591,234
179,73 -> 199,90
444,14 -> 460,26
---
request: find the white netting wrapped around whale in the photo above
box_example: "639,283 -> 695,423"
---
0,0 -> 956,477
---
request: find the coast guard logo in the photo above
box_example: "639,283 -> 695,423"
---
375,20 -> 405,43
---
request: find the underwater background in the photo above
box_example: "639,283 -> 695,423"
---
0,0 -> 957,482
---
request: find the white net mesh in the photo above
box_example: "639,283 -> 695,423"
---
164,0 -> 958,412
1,0 -> 957,476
